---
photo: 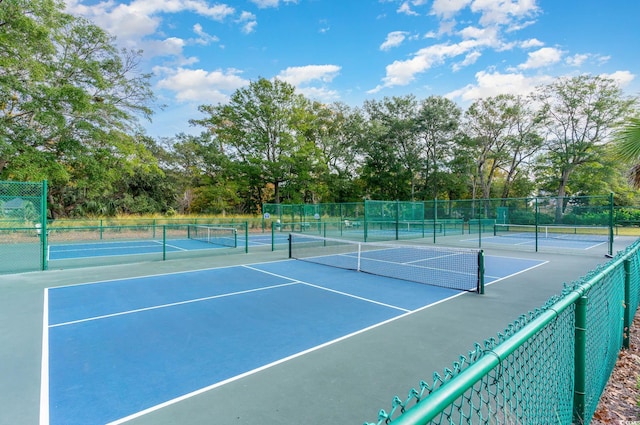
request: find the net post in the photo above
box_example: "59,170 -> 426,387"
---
357,242 -> 361,272
477,249 -> 485,294
288,234 -> 292,259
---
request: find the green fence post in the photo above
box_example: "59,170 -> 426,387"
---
609,192 -> 614,257
573,296 -> 588,424
395,200 -> 400,241
364,200 -> 368,243
535,197 -> 539,252
41,180 -> 48,271
162,225 -> 166,261
624,258 -> 631,349
433,199 -> 437,244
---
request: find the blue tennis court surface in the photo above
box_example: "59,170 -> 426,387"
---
48,239 -> 231,260
48,234 -> 288,261
42,255 -> 545,425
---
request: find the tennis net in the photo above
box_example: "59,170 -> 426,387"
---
493,223 -> 610,243
187,225 -> 237,248
288,233 -> 484,293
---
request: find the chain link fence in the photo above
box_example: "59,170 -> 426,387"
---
0,180 -> 47,274
364,239 -> 640,425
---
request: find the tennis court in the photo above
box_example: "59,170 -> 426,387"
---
2,234 -> 634,425
460,223 -> 612,251
42,249 -> 544,425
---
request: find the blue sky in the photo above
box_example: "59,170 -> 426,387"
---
64,0 -> 640,138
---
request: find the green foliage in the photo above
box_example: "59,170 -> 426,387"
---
2,2 -> 639,216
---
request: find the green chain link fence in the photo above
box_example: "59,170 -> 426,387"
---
0,180 -> 47,274
263,196 -> 614,254
0,181 -> 254,274
364,239 -> 640,425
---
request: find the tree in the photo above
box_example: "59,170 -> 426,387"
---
191,78 -> 325,211
359,96 -> 422,200
536,75 -> 634,220
416,96 -> 461,199
495,94 -> 544,199
0,0 -> 156,216
464,95 -> 517,202
613,117 -> 640,187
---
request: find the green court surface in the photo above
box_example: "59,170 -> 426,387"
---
0,236 -> 636,425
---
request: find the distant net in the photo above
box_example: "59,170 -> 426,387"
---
187,225 -> 237,248
493,223 -> 610,243
288,233 -> 484,293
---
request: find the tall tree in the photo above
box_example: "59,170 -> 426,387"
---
360,95 -> 421,200
536,75 -> 634,220
464,94 -> 516,201
0,0 -> 155,216
496,94 -> 544,199
191,78 -> 324,210
416,96 -> 461,199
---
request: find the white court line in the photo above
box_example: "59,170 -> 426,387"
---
484,260 -> 549,287
49,282 -> 299,328
242,265 -> 410,313
106,289 -> 464,425
46,257 -> 544,425
39,289 -> 50,425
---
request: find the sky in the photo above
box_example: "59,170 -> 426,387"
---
63,0 -> 640,139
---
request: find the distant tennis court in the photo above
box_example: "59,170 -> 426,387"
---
466,223 -> 611,250
41,252 -> 545,425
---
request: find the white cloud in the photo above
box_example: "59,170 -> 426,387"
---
140,37 -> 187,58
452,51 -> 481,71
601,70 -> 635,88
520,38 -> 544,49
276,65 -> 341,86
193,23 -> 219,45
446,70 -> 554,101
64,0 -> 235,48
370,34 -> 502,92
398,1 -> 419,15
430,0 -> 472,19
249,0 -> 298,8
380,31 -> 410,51
566,53 -> 589,67
155,67 -> 249,103
237,11 -> 257,34
471,0 -> 539,27
518,46 -> 563,69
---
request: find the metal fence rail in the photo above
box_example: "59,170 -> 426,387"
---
365,239 -> 640,425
